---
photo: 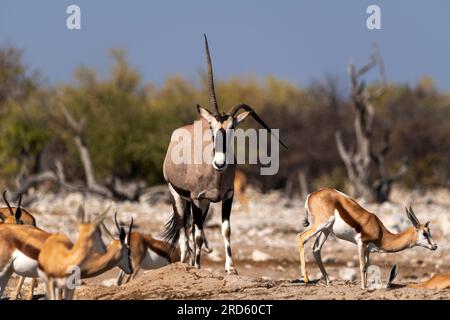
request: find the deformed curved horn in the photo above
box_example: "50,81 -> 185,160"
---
204,34 -> 220,116
228,104 -> 288,149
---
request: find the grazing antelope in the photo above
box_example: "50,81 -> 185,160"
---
0,191 -> 38,300
234,169 -> 249,212
116,230 -> 180,286
387,264 -> 450,290
37,207 -> 110,300
407,274 -> 450,290
79,212 -> 133,281
298,188 -> 437,289
162,35 -> 287,274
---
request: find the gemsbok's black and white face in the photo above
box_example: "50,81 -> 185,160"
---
197,105 -> 251,171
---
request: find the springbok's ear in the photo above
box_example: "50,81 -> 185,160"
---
119,227 -> 126,244
14,206 -> 22,224
235,111 -> 252,126
197,104 -> 215,123
77,204 -> 85,224
425,221 -> 430,228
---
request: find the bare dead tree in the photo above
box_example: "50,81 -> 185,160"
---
335,45 -> 407,203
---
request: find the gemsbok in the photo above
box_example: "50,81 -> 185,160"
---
162,35 -> 287,274
37,207 -> 110,300
115,229 -> 180,286
298,188 -> 437,289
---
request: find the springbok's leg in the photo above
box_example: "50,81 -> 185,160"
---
357,240 -> 368,289
25,278 -> 37,300
312,229 -> 330,284
64,287 -> 75,300
0,264 -> 13,299
117,270 -> 126,286
168,185 -> 190,263
222,196 -> 237,275
10,275 -> 25,300
297,223 -> 323,283
192,202 -> 209,269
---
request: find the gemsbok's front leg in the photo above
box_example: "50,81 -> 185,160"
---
192,202 -> 209,269
222,196 -> 237,275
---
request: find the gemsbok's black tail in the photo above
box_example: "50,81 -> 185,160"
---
161,202 -> 192,255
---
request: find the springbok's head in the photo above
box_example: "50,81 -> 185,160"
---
111,212 -> 134,275
197,35 -> 287,171
2,190 -> 24,225
76,203 -> 111,247
405,206 -> 437,251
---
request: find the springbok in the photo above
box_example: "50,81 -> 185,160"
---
0,205 -> 110,299
298,188 -> 437,289
162,35 -> 286,274
37,207 -> 110,300
387,264 -> 450,290
116,230 -> 179,286
0,191 -> 38,300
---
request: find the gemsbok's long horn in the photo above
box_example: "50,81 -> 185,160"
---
228,103 -> 288,149
204,34 -> 220,116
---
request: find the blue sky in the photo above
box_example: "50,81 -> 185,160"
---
1,0 -> 449,91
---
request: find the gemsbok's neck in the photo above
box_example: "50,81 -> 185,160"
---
380,226 -> 416,252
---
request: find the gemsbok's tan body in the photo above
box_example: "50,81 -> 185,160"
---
298,188 -> 437,289
116,231 -> 180,285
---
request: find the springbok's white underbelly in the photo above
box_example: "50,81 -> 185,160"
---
12,250 -> 39,278
141,250 -> 169,270
331,210 -> 358,244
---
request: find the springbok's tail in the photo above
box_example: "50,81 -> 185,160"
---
302,195 -> 311,228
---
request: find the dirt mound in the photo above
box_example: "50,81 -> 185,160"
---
75,263 -> 449,300
76,263 -> 275,300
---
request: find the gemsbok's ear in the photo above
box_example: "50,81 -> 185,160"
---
235,111 -> 252,125
197,104 -> 215,123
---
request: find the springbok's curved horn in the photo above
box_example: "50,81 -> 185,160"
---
204,34 -> 220,116
114,211 -> 121,232
127,217 -> 134,246
228,104 -> 288,149
3,191 -> 15,216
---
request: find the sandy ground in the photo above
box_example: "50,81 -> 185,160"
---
3,187 -> 450,300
